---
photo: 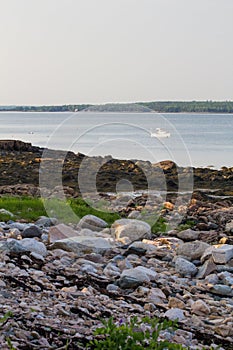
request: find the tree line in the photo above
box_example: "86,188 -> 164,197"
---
0,101 -> 233,113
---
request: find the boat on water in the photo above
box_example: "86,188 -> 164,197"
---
150,128 -> 170,138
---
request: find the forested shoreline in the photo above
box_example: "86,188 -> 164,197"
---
0,101 -> 233,113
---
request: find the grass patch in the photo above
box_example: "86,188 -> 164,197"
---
0,196 -> 120,225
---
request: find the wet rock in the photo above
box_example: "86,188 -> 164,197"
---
77,215 -> 108,232
21,225 -> 42,238
176,241 -> 210,261
111,219 -> 151,243
175,257 -> 197,277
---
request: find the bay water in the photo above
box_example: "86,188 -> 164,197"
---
0,112 -> 232,169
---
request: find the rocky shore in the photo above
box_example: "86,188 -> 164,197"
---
0,140 -> 232,196
0,140 -> 233,349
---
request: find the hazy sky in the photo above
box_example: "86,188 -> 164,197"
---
0,0 -> 233,105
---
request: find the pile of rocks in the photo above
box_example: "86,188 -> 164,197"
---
0,209 -> 233,349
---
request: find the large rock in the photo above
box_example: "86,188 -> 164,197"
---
111,219 -> 151,243
50,236 -> 112,255
225,220 -> 233,233
164,308 -> 185,321
196,258 -> 216,279
175,257 -> 197,277
35,216 -> 58,227
176,241 -> 210,261
21,225 -> 42,238
177,229 -> 199,241
120,266 -> 157,283
77,215 -> 108,232
20,238 -> 47,257
191,300 -> 210,316
212,244 -> 233,264
48,224 -> 80,243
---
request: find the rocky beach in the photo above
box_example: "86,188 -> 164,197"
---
0,140 -> 233,349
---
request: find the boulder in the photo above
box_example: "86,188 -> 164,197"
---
212,244 -> 233,264
77,215 -> 108,232
50,236 -> 112,255
164,308 -> 185,321
35,216 -> 58,227
48,224 -> 80,243
112,219 -> 151,243
225,220 -> 233,233
191,300 -> 210,316
175,257 -> 197,277
176,241 -> 210,261
21,225 -> 42,238
177,229 -> 199,241
20,238 -> 47,257
118,266 -> 157,288
196,258 -> 216,279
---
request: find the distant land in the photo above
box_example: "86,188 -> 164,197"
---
0,101 -> 233,113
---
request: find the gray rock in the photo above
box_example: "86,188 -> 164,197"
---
209,284 -> 233,296
175,257 -> 197,277
120,266 -> 157,283
21,225 -> 42,238
112,219 -> 151,243
35,216 -> 58,227
127,210 -> 141,219
176,241 -> 210,261
196,258 -> 216,279
78,215 -> 108,232
20,238 -> 47,257
9,222 -> 28,231
106,284 -> 120,292
127,241 -> 157,253
50,236 -> 112,255
164,308 -> 185,321
117,275 -> 143,289
218,271 -> 233,286
30,252 -> 45,262
225,220 -> 233,233
0,239 -> 28,254
0,208 -> 14,217
177,229 -> 199,241
212,244 -> 233,264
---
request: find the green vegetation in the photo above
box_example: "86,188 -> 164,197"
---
0,196 -> 120,225
0,101 -> 233,113
140,100 -> 233,113
87,316 -> 184,350
177,220 -> 196,232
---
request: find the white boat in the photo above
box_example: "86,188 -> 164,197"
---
150,128 -> 170,138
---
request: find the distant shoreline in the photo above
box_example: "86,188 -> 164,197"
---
0,101 -> 233,114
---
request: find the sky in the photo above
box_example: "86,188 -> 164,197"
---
0,0 -> 233,105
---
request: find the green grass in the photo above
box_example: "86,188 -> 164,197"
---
0,196 -> 120,225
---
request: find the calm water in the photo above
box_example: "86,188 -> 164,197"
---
0,112 -> 232,168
